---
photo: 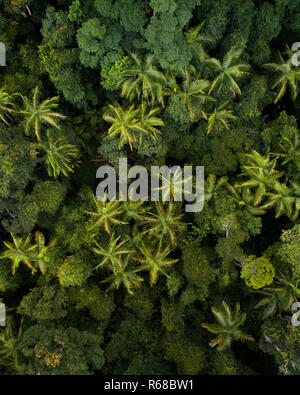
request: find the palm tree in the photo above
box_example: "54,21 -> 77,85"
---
205,47 -> 250,95
153,166 -> 195,202
0,316 -> 25,374
126,225 -> 145,250
34,231 -> 57,275
254,277 -> 300,318
204,173 -> 228,202
226,184 -> 267,215
92,234 -> 132,270
122,199 -> 147,222
103,102 -> 163,150
137,241 -> 178,286
0,89 -> 16,125
86,194 -> 127,234
138,101 -> 164,144
0,231 -> 56,275
144,202 -> 185,245
244,149 -> 279,170
259,181 -> 295,219
0,233 -> 38,275
120,52 -> 166,106
236,150 -> 283,206
100,255 -> 145,296
185,21 -> 215,64
290,182 -> 300,221
201,301 -> 254,351
275,131 -> 300,166
40,129 -> 80,178
176,65 -> 214,121
203,102 -> 236,135
263,50 -> 300,103
19,86 -> 66,141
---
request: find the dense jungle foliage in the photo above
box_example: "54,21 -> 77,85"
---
0,0 -> 300,376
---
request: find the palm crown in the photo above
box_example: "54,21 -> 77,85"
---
86,194 -> 127,234
175,65 -> 213,121
263,50 -> 300,103
0,231 -> 57,275
185,21 -> 215,64
201,301 -> 254,351
103,102 -> 163,150
205,47 -> 250,95
0,89 -> 16,125
19,86 -> 66,141
92,234 -> 132,270
137,241 -> 178,287
144,202 -> 185,245
120,52 -> 166,107
203,102 -> 236,135
40,129 -> 80,178
100,255 -> 145,296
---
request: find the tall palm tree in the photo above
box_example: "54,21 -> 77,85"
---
0,89 -> 16,125
236,150 -> 283,206
275,131 -> 300,166
244,149 -> 279,170
122,199 -> 147,222
0,231 -> 56,275
86,194 -> 127,234
40,129 -> 80,178
34,231 -> 57,275
203,102 -> 236,135
226,184 -> 267,215
92,234 -> 132,270
185,21 -> 215,64
120,52 -> 166,107
139,101 -> 164,144
100,255 -> 145,296
125,225 -> 145,251
201,301 -> 254,351
144,202 -> 185,245
153,166 -> 194,202
263,51 -> 300,103
254,277 -> 300,318
204,173 -> 228,202
0,233 -> 38,275
290,182 -> 300,221
103,102 -> 163,150
0,316 -> 25,374
205,47 -> 250,95
19,86 -> 66,141
176,65 -> 214,121
259,181 -> 295,219
137,241 -> 178,286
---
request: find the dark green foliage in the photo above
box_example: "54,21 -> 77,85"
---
21,324 -> 104,374
164,333 -> 207,374
259,318 -> 300,375
57,256 -> 92,287
17,285 -> 69,321
182,244 -> 218,301
0,0 -> 299,376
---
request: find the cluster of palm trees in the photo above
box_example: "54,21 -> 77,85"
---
104,27 -> 300,150
86,197 -> 184,295
0,86 -> 79,178
106,31 -> 251,139
226,149 -> 300,220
